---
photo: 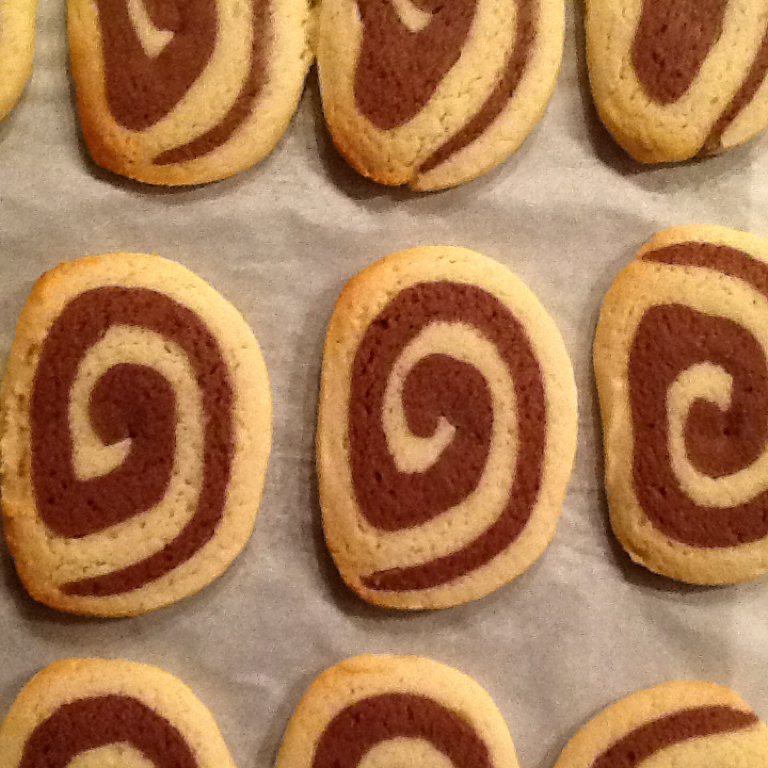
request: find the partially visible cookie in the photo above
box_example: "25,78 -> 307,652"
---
68,0 -> 313,185
276,655 -> 519,768
595,225 -> 768,584
587,0 -> 768,162
1,252 -> 272,616
552,681 -> 768,768
318,246 -> 577,609
0,0 -> 38,120
0,658 -> 237,768
316,0 -> 564,190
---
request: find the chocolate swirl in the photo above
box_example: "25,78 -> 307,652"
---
96,0 -> 217,131
630,242 -> 768,547
31,287 -> 234,596
20,695 -> 196,768
592,706 -> 758,768
354,0 -> 478,130
353,0 -> 537,173
632,0 -> 727,104
313,693 -> 491,768
97,0 -> 270,164
631,0 -> 768,146
349,282 -> 545,591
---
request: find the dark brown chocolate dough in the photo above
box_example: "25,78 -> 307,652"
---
349,281 -> 545,591
632,0 -> 727,104
419,0 -> 537,174
630,242 -> 768,547
313,693 -> 491,768
354,0 -> 478,130
96,0 -> 217,131
153,0 -> 271,165
20,695 -> 197,768
31,287 -> 234,596
592,705 -> 758,768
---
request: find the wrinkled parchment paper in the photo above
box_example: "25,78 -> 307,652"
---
1,2 -> 767,766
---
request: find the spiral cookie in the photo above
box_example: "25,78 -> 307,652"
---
1,252 -> 271,616
68,0 -> 312,185
316,0 -> 564,190
0,658 -> 238,768
594,224 -> 768,584
0,0 -> 37,120
552,681 -> 768,768
318,246 -> 577,609
587,0 -> 768,162
276,655 -> 520,768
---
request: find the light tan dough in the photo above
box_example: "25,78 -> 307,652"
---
0,0 -> 38,119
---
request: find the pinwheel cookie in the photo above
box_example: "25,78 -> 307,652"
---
587,0 -> 768,162
595,225 -> 768,584
68,0 -> 312,185
276,655 -> 520,768
1,252 -> 272,616
552,680 -> 768,768
318,246 -> 577,609
316,0 -> 564,190
0,0 -> 38,120
0,658 -> 238,768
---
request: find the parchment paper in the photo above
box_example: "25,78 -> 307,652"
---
1,2 -> 767,766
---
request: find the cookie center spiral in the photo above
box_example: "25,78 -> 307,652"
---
630,242 -> 768,547
31,286 -> 234,596
349,281 -> 545,591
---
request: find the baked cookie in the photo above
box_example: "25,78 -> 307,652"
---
316,0 -> 564,190
276,655 -> 519,768
595,225 -> 768,584
552,681 -> 768,768
318,246 -> 577,609
1,252 -> 272,616
0,0 -> 38,120
587,0 -> 768,162
68,0 -> 312,185
0,658 -> 237,768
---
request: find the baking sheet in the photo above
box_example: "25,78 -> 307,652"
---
1,1 -> 767,766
